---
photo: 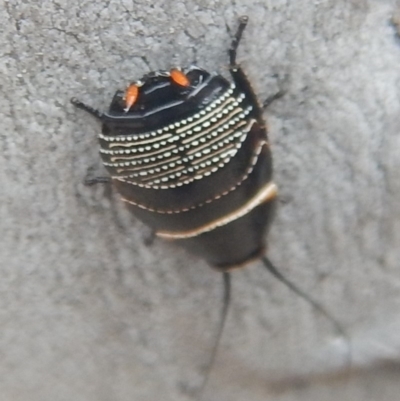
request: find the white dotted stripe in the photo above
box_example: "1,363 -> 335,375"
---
99,94 -> 245,155
107,142 -> 236,180
176,93 -> 245,135
108,155 -> 182,173
113,119 -> 257,189
114,137 -> 240,182
108,135 -> 179,149
107,133 -> 173,146
112,123 -> 250,181
103,100 -> 249,155
98,84 -> 236,142
181,105 -> 249,146
101,107 -> 252,169
185,118 -> 248,156
139,143 -> 237,183
120,140 -> 268,213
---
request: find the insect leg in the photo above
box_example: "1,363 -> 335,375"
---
229,17 -> 286,120
228,17 -> 265,123
229,15 -> 249,66
262,90 -> 285,110
84,176 -> 112,186
197,272 -> 231,401
70,97 -> 104,121
262,256 -> 352,368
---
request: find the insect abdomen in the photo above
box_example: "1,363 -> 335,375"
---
71,17 -> 278,271
99,84 -> 277,270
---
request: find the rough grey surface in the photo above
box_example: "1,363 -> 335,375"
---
2,1 -> 400,400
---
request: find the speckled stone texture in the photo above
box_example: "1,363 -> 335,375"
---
1,1 -> 400,400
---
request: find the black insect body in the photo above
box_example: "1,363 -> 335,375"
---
72,17 -> 277,271
71,17 -> 349,393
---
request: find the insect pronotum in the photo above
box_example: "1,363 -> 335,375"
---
71,15 -> 349,398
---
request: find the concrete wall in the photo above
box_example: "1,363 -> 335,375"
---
2,1 -> 400,400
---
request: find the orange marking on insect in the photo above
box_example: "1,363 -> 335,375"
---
170,69 -> 190,87
124,84 -> 139,112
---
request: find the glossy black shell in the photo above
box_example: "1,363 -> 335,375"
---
72,22 -> 277,271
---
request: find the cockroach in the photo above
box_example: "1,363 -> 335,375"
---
71,16 -> 349,398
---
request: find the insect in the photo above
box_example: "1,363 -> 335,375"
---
72,16 -> 277,271
71,15 -> 349,398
